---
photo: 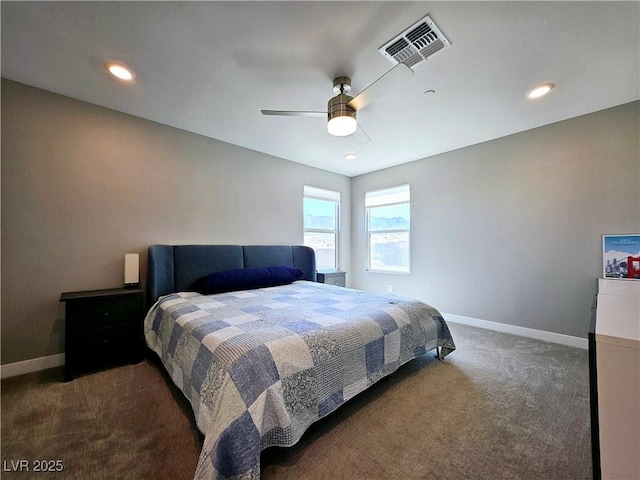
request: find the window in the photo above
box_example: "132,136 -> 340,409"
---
304,185 -> 340,270
366,184 -> 410,273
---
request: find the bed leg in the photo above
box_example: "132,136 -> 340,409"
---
435,347 -> 441,360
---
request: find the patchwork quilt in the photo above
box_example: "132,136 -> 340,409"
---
144,281 -> 455,480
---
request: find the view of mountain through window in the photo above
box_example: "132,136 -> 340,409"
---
366,185 -> 410,273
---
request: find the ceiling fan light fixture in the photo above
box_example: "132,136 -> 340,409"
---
327,114 -> 357,136
327,92 -> 357,136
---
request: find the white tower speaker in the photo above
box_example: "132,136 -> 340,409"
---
124,253 -> 140,288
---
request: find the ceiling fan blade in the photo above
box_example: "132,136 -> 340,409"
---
347,63 -> 414,111
261,110 -> 326,117
355,123 -> 371,144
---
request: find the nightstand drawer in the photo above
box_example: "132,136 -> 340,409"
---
72,324 -> 137,353
66,295 -> 139,330
324,275 -> 345,287
71,324 -> 140,369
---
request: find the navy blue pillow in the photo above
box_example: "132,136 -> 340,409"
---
192,265 -> 304,294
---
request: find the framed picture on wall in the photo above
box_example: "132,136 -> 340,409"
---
602,234 -> 640,279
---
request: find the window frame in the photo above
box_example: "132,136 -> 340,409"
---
365,184 -> 410,274
303,185 -> 341,270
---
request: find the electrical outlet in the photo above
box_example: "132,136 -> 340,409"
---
387,284 -> 393,293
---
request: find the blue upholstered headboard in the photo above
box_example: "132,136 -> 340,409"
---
146,245 -> 316,305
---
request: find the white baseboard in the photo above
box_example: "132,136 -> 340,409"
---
1,353 -> 65,379
442,313 -> 588,349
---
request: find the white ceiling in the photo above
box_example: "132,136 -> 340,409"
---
2,1 -> 638,177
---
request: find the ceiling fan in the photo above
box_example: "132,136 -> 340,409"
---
261,63 -> 414,137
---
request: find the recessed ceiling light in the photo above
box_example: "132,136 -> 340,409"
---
527,83 -> 554,99
106,62 -> 135,81
344,153 -> 356,160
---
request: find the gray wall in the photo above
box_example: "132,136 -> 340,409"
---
2,78 -> 638,365
1,79 -> 351,364
351,101 -> 639,338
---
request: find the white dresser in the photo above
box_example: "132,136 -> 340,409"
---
592,279 -> 640,480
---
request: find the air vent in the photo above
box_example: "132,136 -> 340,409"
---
379,14 -> 450,69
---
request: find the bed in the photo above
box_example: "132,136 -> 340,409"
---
143,244 -> 455,480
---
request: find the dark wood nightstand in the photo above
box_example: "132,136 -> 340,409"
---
316,270 -> 346,287
60,288 -> 144,381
